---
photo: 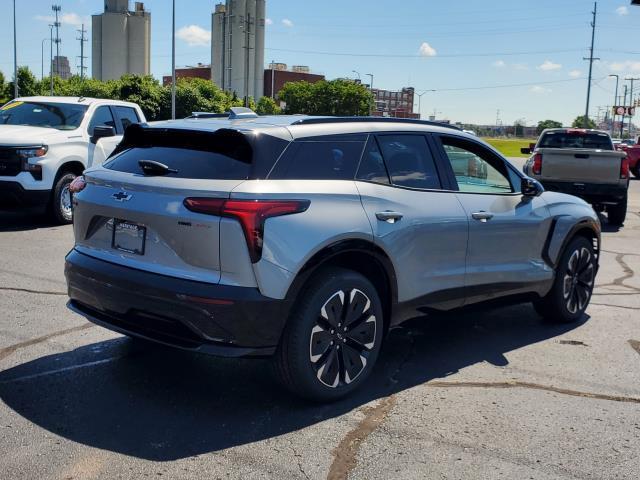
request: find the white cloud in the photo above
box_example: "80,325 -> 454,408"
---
530,85 -> 551,94
265,18 -> 273,25
282,18 -> 294,27
176,25 -> 211,47
568,69 -> 582,78
35,12 -> 88,27
513,63 -> 529,71
538,60 -> 562,71
492,60 -> 506,68
418,42 -> 437,57
616,6 -> 629,16
609,60 -> 640,73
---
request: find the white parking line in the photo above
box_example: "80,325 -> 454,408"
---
0,356 -> 123,384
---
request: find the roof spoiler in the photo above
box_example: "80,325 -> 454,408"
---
188,107 -> 259,120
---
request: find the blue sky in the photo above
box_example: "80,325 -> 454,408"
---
1,0 -> 640,124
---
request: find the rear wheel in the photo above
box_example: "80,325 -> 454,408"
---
51,172 -> 76,224
607,195 -> 627,226
273,268 -> 384,402
533,236 -> 596,323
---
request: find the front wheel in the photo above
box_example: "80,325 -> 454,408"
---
51,172 -> 76,224
273,268 -> 384,402
533,236 -> 596,323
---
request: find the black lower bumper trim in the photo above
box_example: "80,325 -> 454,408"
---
0,181 -> 50,209
540,180 -> 627,204
65,249 -> 290,357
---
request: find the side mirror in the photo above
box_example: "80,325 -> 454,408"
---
520,147 -> 531,154
91,125 -> 116,144
521,177 -> 544,197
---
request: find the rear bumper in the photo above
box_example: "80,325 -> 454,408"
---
540,180 -> 628,204
0,181 -> 50,209
65,249 -> 291,357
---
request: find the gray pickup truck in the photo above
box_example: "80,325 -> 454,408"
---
522,128 -> 629,225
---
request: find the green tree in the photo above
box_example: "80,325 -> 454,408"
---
114,75 -> 163,120
571,115 -> 596,129
8,66 -> 39,98
0,71 -> 8,104
537,119 -> 563,134
256,96 -> 281,115
279,79 -> 372,116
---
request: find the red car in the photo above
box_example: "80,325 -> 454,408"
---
615,136 -> 640,178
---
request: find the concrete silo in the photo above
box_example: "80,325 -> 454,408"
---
211,0 -> 266,103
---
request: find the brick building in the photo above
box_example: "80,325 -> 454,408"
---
263,63 -> 325,99
162,64 -> 211,86
371,87 -> 418,119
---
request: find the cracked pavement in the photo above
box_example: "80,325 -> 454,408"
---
0,160 -> 638,479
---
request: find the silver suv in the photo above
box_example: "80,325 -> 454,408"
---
65,110 -> 600,401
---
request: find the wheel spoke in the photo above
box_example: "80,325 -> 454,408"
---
316,347 -> 340,388
577,248 -> 592,274
566,251 -> 579,275
563,275 -> 573,299
310,325 -> 333,362
576,284 -> 589,310
340,343 -> 367,384
345,315 -> 376,350
343,289 -> 370,327
320,291 -> 344,328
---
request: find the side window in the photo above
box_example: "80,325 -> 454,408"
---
440,138 -> 513,194
114,106 -> 140,131
269,140 -> 365,180
87,106 -> 116,136
377,135 -> 441,189
356,138 -> 390,184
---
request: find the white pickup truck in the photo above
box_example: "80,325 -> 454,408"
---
0,96 -> 145,223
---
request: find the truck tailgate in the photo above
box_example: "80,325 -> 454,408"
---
538,148 -> 625,184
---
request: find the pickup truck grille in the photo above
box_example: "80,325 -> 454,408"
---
0,148 -> 21,177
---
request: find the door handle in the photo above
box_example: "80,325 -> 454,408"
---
471,211 -> 494,222
375,211 -> 403,223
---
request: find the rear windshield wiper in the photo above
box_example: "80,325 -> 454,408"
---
138,159 -> 178,176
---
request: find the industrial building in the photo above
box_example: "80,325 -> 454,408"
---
92,0 -> 151,81
211,0 -> 266,101
52,56 -> 71,80
162,64 -> 212,86
371,87 -> 419,119
263,63 -> 325,99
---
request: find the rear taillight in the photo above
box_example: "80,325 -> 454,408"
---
532,152 -> 543,175
184,198 -> 310,263
620,157 -> 629,179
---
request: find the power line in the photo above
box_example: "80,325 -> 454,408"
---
415,76 -> 599,93
264,47 -> 587,59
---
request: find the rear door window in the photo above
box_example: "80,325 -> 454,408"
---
113,106 -> 140,132
269,139 -> 365,180
377,134 -> 441,189
356,138 -> 390,184
88,106 -> 116,136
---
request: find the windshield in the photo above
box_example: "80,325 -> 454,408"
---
0,101 -> 88,130
539,131 -> 613,150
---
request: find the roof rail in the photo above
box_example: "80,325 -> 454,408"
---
188,112 -> 229,119
290,116 -> 461,131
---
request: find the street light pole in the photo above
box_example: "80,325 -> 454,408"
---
352,70 -> 361,81
49,24 -> 54,95
13,0 -> 18,98
626,78 -> 640,137
621,85 -> 628,138
414,90 -> 435,120
271,60 -> 275,99
171,0 -> 176,120
41,38 -> 48,80
366,73 -> 373,116
609,74 -> 619,136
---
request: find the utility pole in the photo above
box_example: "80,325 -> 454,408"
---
77,24 -> 88,80
609,74 -> 619,136
52,5 -> 61,80
171,0 -> 176,119
583,2 -> 599,128
13,0 -> 18,98
49,24 -> 54,95
243,12 -> 254,107
271,60 -> 275,99
626,78 -> 640,138
620,85 -> 628,138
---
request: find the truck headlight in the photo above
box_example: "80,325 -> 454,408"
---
18,145 -> 48,180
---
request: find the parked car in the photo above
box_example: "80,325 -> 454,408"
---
65,110 -> 600,401
0,96 -> 145,223
614,135 -> 640,178
522,128 -> 629,225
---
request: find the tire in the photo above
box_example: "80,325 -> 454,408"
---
273,267 -> 384,402
533,236 -> 596,323
607,195 -> 627,226
51,172 -> 76,225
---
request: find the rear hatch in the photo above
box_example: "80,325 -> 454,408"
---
72,126 -> 254,284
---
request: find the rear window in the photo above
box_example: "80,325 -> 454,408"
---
104,127 -> 252,180
539,131 -> 613,150
269,140 -> 365,180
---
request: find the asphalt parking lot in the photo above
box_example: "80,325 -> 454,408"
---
1,158 -> 639,480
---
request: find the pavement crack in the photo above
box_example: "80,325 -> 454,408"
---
590,303 -> 639,311
288,440 -> 311,480
597,253 -> 640,293
326,396 -> 396,480
0,323 -> 94,361
0,286 -> 66,296
425,380 -> 640,404
629,340 -> 640,356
